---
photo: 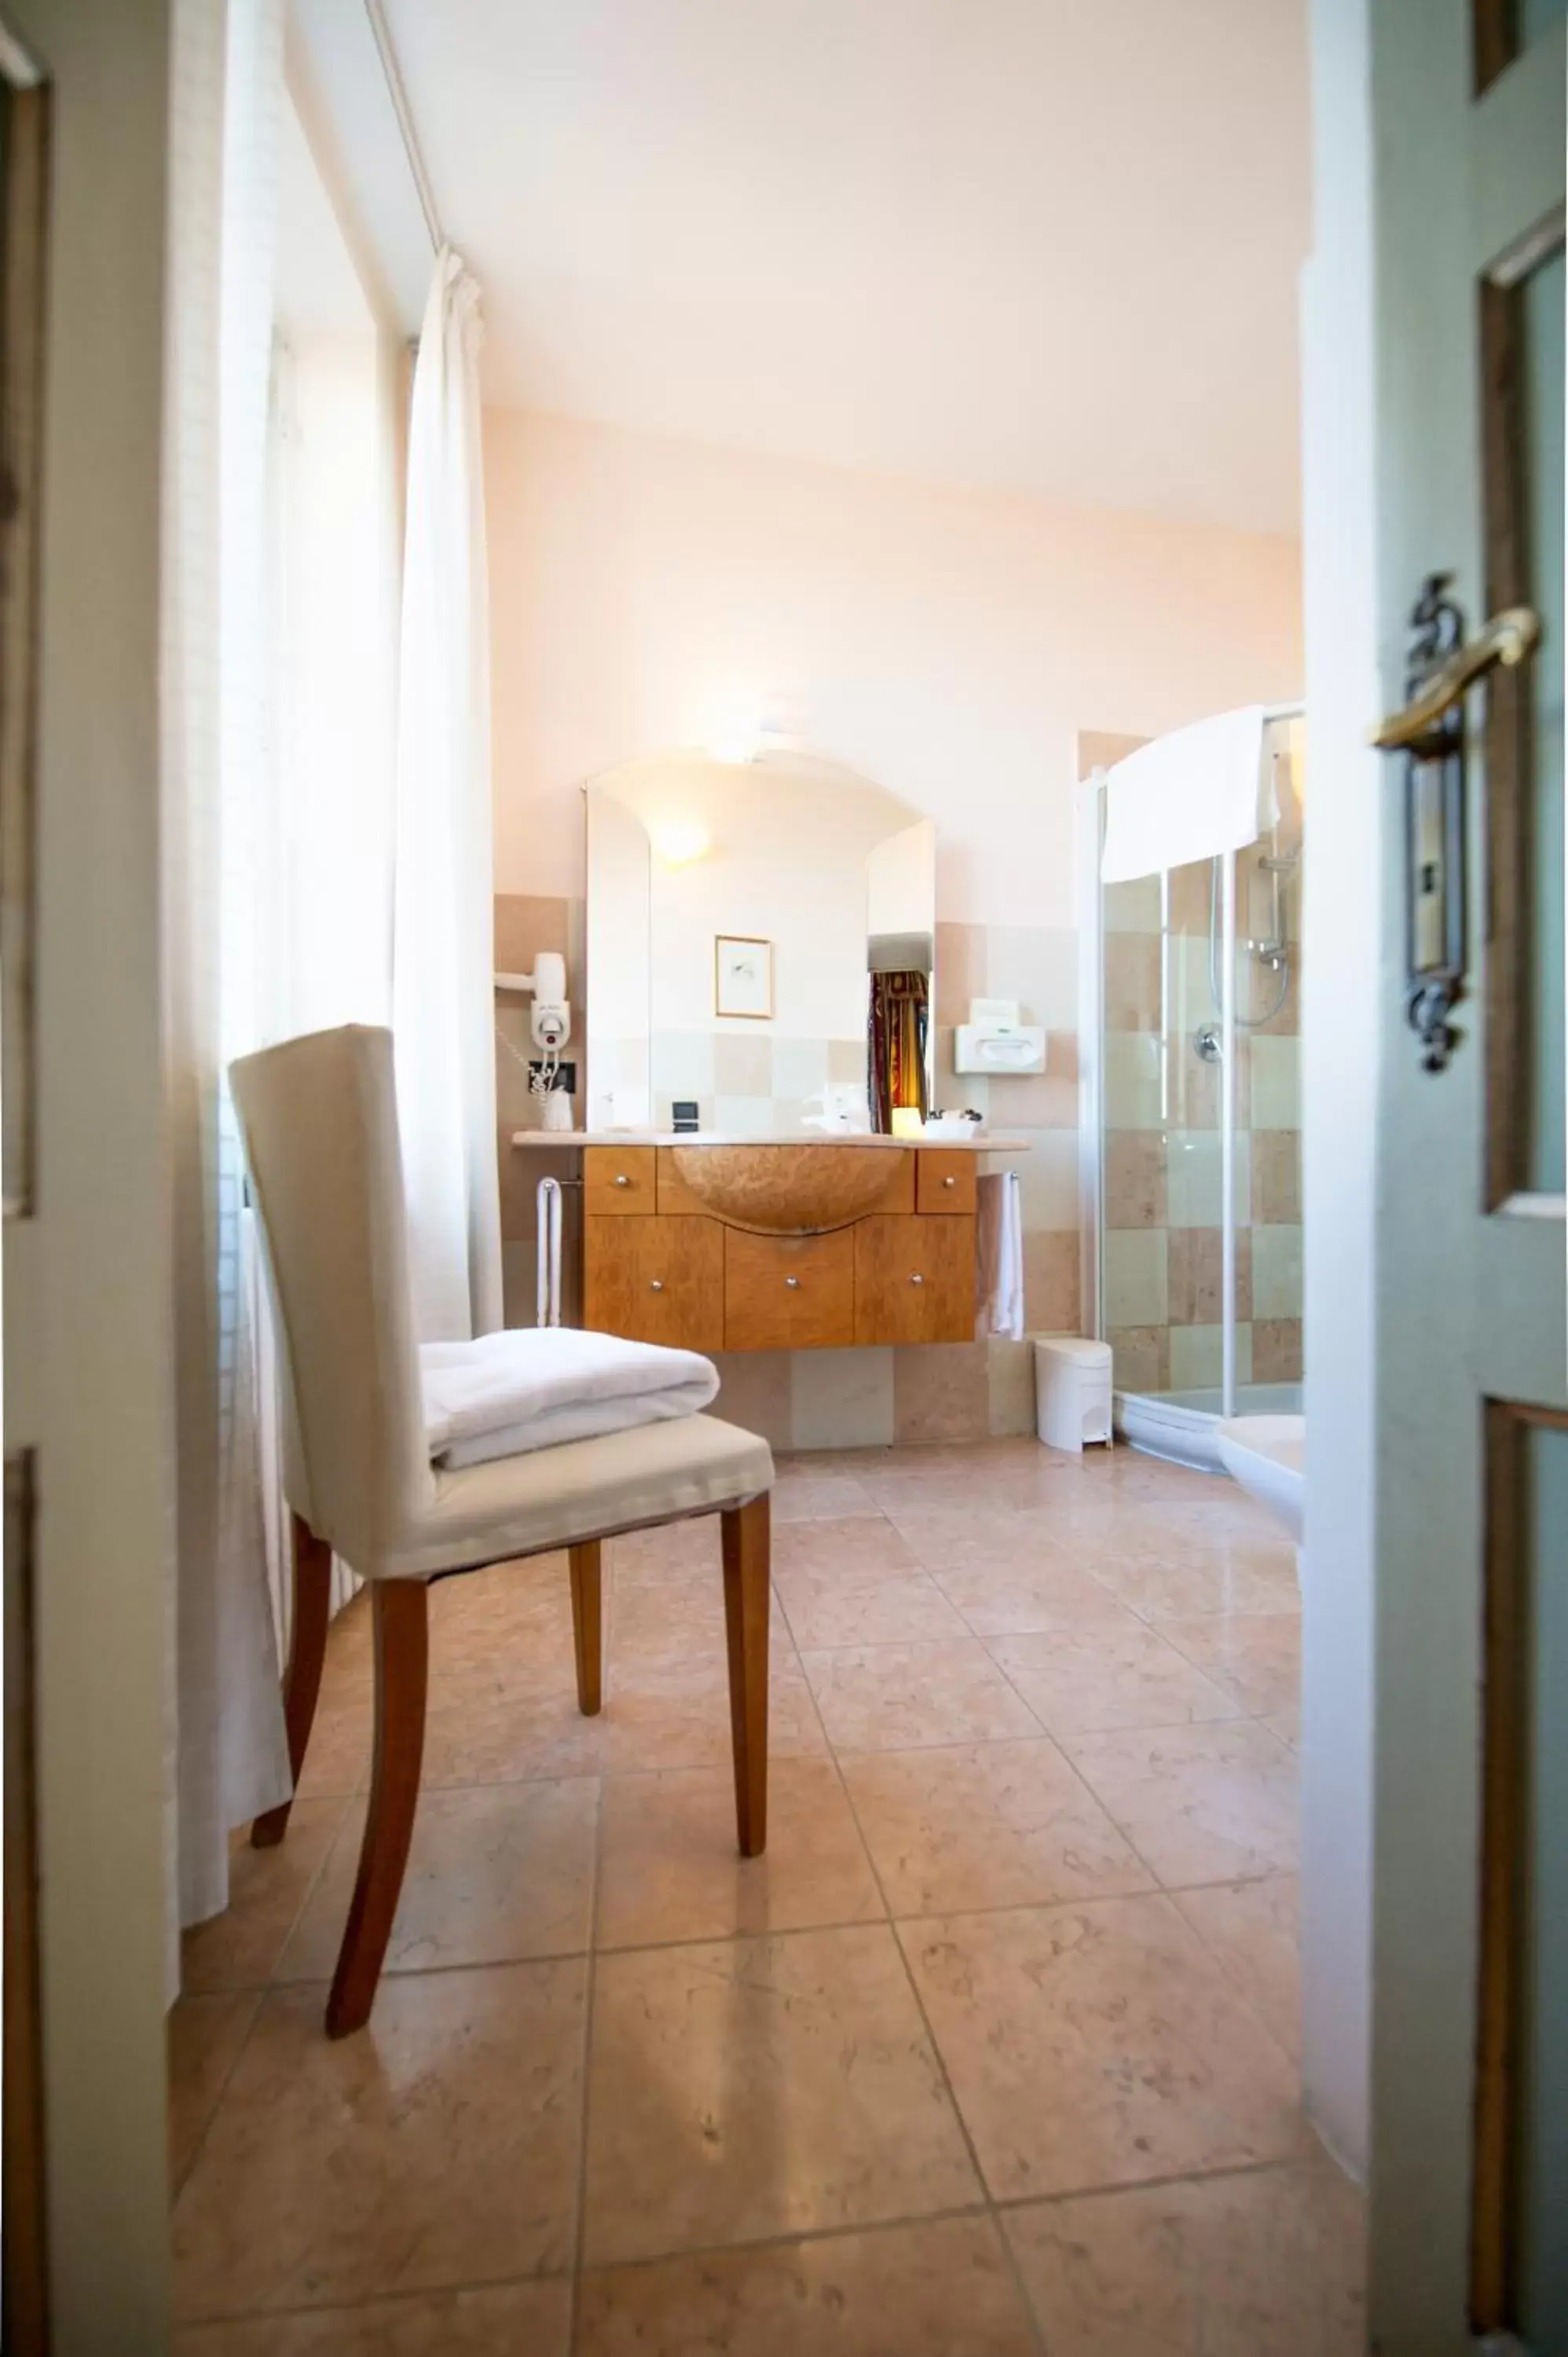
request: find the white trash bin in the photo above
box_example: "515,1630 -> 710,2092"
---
1034,1336 -> 1114,1453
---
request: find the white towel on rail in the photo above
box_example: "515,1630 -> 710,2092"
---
422,1327 -> 719,1469
1100,706 -> 1277,884
975,1170 -> 1024,1340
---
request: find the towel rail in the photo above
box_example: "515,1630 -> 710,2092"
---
536,1175 -> 562,1327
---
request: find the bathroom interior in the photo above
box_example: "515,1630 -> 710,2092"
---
20,0 -> 1537,2350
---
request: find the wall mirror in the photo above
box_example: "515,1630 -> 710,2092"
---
585,749 -> 935,1135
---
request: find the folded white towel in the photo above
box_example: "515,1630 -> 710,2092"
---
422,1328 -> 720,1471
975,1170 -> 1024,1340
1100,706 -> 1277,884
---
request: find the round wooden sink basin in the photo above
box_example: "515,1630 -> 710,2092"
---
669,1144 -> 908,1233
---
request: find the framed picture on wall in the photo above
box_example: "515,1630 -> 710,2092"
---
714,934 -> 774,1020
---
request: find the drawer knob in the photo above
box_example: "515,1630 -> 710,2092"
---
910,1272 -> 925,1286
614,1173 -> 631,1187
650,1278 -> 665,1292
943,1175 -> 956,1187
785,1276 -> 800,1289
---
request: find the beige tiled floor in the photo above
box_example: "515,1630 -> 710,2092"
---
170,1439 -> 1364,2354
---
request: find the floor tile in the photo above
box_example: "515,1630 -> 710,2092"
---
421,1653 -> 826,1786
801,1637 -> 1042,1752
610,1520 -> 723,1582
583,1923 -> 980,2264
293,1682 -> 373,1802
841,1739 -> 1152,1916
771,1469 -> 882,1523
772,1516 -> 921,1577
899,1897 -> 1309,2201
1004,2161 -> 1365,2354
596,1758 -> 884,1948
1160,1611 -> 1302,1717
427,1554 -> 579,1679
886,1505 -> 1072,1573
1174,1875 -> 1301,2064
276,1778 -> 599,1979
173,2278 -> 573,2355
168,1992 -> 261,2190
986,1622 -> 1244,1736
608,1572 -> 792,1664
172,1962 -> 586,2319
930,1556 -> 1133,1637
576,2214 -> 1039,2355
776,1566 -> 970,1650
181,1801 -> 350,1992
1062,1721 -> 1299,1886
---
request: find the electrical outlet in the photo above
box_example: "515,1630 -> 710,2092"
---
528,1061 -> 577,1094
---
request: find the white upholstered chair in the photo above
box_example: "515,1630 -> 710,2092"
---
230,1025 -> 773,2037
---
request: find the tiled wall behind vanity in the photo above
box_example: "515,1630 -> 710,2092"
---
496,892 -> 1086,1446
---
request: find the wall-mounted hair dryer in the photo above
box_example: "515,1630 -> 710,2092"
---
495,951 -> 572,1053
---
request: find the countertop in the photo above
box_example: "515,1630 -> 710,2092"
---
508,1129 -> 1033,1151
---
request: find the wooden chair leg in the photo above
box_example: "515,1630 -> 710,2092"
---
568,1540 -> 603,1716
252,1512 -> 332,1849
324,1579 -> 429,2040
720,1495 -> 771,1857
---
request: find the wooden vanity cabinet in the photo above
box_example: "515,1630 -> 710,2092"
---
580,1146 -> 981,1351
854,1214 -> 974,1344
583,1213 -> 724,1351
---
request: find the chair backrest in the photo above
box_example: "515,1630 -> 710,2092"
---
229,1025 -> 430,1572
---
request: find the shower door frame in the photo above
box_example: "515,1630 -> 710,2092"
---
1078,706 -> 1303,1426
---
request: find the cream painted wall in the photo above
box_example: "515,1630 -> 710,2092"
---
486,408 -> 1304,928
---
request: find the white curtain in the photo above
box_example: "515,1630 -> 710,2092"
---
164,0 -> 291,1936
393,250 -> 503,1343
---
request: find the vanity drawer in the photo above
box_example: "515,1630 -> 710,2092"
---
917,1150 -> 976,1216
584,1145 -> 658,1215
724,1228 -> 855,1351
854,1215 -> 975,1345
584,1215 -> 725,1351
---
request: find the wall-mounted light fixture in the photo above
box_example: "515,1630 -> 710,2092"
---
650,818 -> 713,866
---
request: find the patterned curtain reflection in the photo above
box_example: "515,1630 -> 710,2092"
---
868,970 -> 930,1130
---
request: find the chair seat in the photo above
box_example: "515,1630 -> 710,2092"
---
362,1411 -> 773,1580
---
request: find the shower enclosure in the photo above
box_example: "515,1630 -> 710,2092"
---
1093,716 -> 1303,1468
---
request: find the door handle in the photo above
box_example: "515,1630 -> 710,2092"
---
1370,603 -> 1539,757
1371,575 -> 1541,1074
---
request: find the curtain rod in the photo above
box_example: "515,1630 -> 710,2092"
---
364,0 -> 444,257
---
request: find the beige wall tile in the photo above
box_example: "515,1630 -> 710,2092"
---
1168,1321 -> 1254,1391
712,1351 -> 794,1449
1250,1034 -> 1300,1128
987,1338 -> 1037,1437
934,921 -> 986,1028
1101,874 -> 1161,935
986,1061 -> 1076,1128
791,1346 -> 895,1451
1251,1223 -> 1302,1321
1012,1127 -> 1080,1232
1102,1229 -> 1167,1329
1024,1230 -> 1082,1333
1104,931 -> 1163,1032
494,892 -> 573,973
1165,1127 -> 1251,1229
1251,1128 -> 1302,1224
1107,1325 -> 1170,1393
1167,1226 -> 1251,1325
827,1036 -> 866,1084
984,925 -> 1077,1031
713,1033 -> 772,1095
1252,1318 -> 1303,1384
1105,1131 -> 1166,1230
895,1343 -> 991,1443
1104,1032 -> 1163,1129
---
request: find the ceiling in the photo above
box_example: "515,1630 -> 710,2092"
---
310,0 -> 1310,534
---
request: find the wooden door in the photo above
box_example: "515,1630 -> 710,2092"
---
1367,5 -> 1566,2346
583,1215 -> 725,1352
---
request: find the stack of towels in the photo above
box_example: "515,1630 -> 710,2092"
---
422,1328 -> 719,1471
